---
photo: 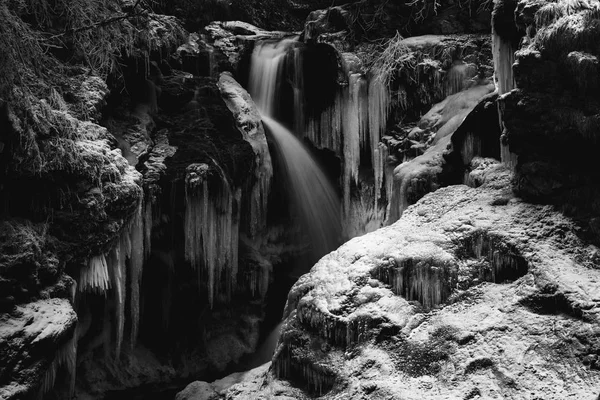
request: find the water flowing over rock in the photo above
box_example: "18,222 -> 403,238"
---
249,40 -> 342,257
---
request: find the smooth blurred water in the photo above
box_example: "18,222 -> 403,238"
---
249,40 -> 341,258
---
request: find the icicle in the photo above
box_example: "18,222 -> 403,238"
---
208,47 -> 217,78
368,78 -> 390,208
38,335 -> 77,398
385,163 -> 411,225
108,239 -> 126,359
376,259 -> 451,310
305,90 -> 344,155
397,85 -> 409,112
143,196 -> 153,258
79,255 -> 110,293
291,47 -> 305,137
184,160 -> 239,307
129,199 -> 144,348
446,61 -> 469,96
492,28 -> 516,95
461,131 -> 482,166
342,74 -> 363,234
500,137 -> 518,171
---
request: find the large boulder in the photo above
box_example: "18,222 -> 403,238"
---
0,299 -> 77,400
225,166 -> 600,399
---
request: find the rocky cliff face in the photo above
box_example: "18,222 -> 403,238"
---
498,0 -> 600,240
3,0 -> 600,398
0,3 -> 286,399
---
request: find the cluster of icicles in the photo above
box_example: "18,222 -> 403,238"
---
492,27 -> 519,170
51,196 -> 152,398
77,197 -> 151,355
183,162 -> 241,308
289,45 -> 393,237
247,39 -> 393,239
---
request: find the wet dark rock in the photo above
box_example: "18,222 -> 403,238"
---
498,0 -> 600,241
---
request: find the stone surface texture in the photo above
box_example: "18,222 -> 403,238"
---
221,166 -> 600,399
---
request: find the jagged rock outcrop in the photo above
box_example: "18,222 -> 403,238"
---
223,166 -> 600,399
497,0 -> 600,239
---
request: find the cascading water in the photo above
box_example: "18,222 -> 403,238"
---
244,39 -> 342,368
249,40 -> 342,258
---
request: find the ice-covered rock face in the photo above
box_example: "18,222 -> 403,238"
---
223,166 -> 600,399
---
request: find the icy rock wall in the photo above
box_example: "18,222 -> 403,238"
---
291,47 -> 391,238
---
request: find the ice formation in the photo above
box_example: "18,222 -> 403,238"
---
374,258 -> 453,309
39,335 -> 76,398
368,78 -> 391,210
184,162 -> 241,308
78,197 -> 148,358
274,345 -> 336,395
107,232 -> 127,359
461,131 -> 483,168
469,232 -> 528,282
78,255 -> 110,293
446,61 -> 470,96
492,29 -> 516,95
493,28 -> 519,169
128,200 -> 144,347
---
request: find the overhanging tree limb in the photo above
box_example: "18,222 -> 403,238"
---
47,0 -> 144,40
